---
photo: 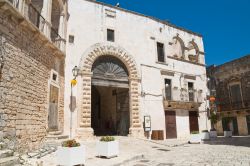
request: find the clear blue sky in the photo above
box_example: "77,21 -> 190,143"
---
98,0 -> 250,66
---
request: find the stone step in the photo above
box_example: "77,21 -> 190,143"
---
0,156 -> 19,166
0,149 -> 13,159
48,131 -> 63,135
46,134 -> 69,140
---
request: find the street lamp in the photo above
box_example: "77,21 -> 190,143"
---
70,66 -> 79,138
72,65 -> 79,79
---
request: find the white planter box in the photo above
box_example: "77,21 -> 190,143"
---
190,134 -> 201,143
201,132 -> 210,140
224,131 -> 232,137
57,145 -> 85,166
209,131 -> 217,138
96,140 -> 119,158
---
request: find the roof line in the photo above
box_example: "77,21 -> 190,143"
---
215,54 -> 250,68
84,0 -> 203,37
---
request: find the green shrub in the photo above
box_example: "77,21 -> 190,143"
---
100,136 -> 115,142
61,139 -> 80,147
202,130 -> 209,132
191,131 -> 199,134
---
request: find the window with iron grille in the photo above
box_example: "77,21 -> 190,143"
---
188,82 -> 194,102
157,42 -> 165,62
107,29 -> 115,42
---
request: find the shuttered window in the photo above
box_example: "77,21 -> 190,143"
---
157,42 -> 165,62
230,84 -> 242,109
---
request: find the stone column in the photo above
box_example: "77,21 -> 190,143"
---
129,78 -> 144,137
76,74 -> 93,139
237,115 -> 248,136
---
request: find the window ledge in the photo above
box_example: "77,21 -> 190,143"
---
156,61 -> 168,66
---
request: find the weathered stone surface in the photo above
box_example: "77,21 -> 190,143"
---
0,10 -> 65,152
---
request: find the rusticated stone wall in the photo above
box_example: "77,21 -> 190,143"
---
0,11 -> 65,152
76,43 -> 143,138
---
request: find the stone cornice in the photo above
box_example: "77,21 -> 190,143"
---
167,56 -> 206,67
83,0 -> 202,37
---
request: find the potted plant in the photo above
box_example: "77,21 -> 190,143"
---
201,130 -> 210,140
57,139 -> 85,166
96,136 -> 119,158
209,112 -> 218,138
189,131 -> 200,143
223,117 -> 232,137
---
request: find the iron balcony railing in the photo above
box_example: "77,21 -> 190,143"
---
7,0 -> 64,50
217,100 -> 250,112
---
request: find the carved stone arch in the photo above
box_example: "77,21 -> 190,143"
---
187,40 -> 200,63
227,75 -> 241,84
77,43 -> 143,139
172,35 -> 185,59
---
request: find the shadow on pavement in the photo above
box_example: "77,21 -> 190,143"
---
203,136 -> 250,147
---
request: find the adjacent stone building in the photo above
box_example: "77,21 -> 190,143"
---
0,0 -> 68,152
65,0 -> 210,140
207,55 -> 250,136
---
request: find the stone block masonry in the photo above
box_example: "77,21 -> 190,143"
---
0,10 -> 65,153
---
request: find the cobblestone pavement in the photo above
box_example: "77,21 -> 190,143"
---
23,136 -> 250,166
129,137 -> 250,166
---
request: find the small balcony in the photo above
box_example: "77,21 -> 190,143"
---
1,0 -> 66,53
217,100 -> 250,112
163,100 -> 201,111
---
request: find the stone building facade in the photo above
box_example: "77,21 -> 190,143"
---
0,0 -> 68,152
207,55 -> 250,136
65,0 -> 210,140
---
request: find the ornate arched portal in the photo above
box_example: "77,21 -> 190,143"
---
76,43 -> 143,139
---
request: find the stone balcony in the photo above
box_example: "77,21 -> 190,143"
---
163,100 -> 201,111
0,0 -> 66,56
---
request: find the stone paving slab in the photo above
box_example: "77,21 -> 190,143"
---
21,136 -> 250,166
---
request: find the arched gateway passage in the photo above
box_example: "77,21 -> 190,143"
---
91,56 -> 130,136
76,43 -> 143,139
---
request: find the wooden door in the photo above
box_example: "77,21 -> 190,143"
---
189,111 -> 199,133
48,85 -> 59,131
165,111 -> 177,139
116,89 -> 129,136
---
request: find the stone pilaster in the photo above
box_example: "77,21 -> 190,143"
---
76,75 -> 94,139
129,78 -> 144,137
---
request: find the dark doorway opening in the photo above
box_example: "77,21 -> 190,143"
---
222,117 -> 239,135
91,85 -> 129,136
91,55 -> 130,136
247,115 -> 250,135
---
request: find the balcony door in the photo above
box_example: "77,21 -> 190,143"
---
165,79 -> 172,100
